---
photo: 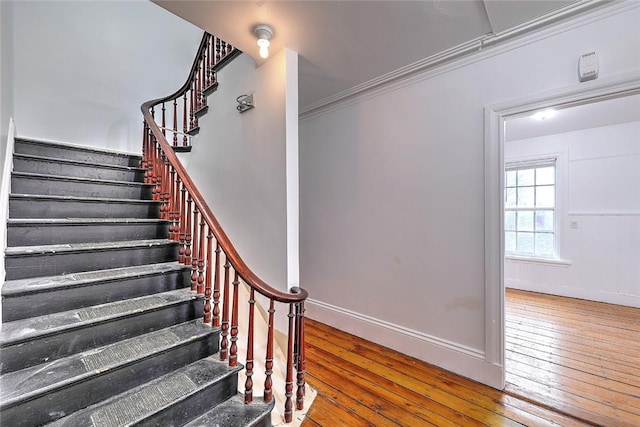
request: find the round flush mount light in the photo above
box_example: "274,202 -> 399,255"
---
254,24 -> 273,59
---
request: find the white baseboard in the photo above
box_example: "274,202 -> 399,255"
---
306,298 -> 504,390
506,280 -> 640,308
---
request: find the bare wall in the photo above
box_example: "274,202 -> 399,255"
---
11,0 -> 201,152
299,6 -> 640,386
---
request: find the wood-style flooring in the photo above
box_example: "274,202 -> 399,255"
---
505,289 -> 640,426
302,290 -> 640,426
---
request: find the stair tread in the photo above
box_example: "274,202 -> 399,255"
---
12,171 -> 152,187
13,152 -> 145,172
0,320 -> 218,408
0,289 -> 196,346
184,395 -> 274,427
5,239 -> 175,256
2,262 -> 187,296
7,218 -> 167,225
15,138 -> 141,159
9,193 -> 160,204
46,357 -> 239,427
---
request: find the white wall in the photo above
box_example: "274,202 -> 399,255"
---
179,49 -> 299,292
11,0 -> 201,153
1,0 -> 14,170
505,121 -> 640,307
299,6 -> 640,387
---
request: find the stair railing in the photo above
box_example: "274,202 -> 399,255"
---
141,33 -> 307,423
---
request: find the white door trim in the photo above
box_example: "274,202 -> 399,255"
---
483,70 -> 640,390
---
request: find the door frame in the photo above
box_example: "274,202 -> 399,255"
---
483,71 -> 640,389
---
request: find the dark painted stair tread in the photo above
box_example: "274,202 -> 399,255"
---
11,171 -> 152,187
9,193 -> 159,204
13,152 -> 145,173
0,320 -> 217,407
4,238 -> 175,257
0,289 -> 196,346
2,262 -> 186,296
184,395 -> 274,427
46,357 -> 240,427
14,138 -> 141,166
7,217 -> 166,226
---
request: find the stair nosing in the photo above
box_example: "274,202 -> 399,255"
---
11,171 -> 153,188
9,193 -> 161,204
14,137 -> 142,159
2,262 -> 188,297
7,218 -> 169,225
0,289 -> 200,347
12,153 -> 145,173
5,239 -> 177,257
0,320 -> 219,409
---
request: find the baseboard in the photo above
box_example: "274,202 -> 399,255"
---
506,281 -> 640,308
305,298 -> 504,389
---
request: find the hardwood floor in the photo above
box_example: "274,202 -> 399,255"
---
505,289 -> 640,427
301,291 -> 640,426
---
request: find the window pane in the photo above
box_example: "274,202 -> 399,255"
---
517,187 -> 534,207
535,233 -> 554,256
517,232 -> 535,254
517,211 -> 534,232
535,210 -> 554,232
505,231 -> 516,253
517,169 -> 534,186
506,170 -> 517,187
536,166 -> 555,185
505,188 -> 516,207
505,211 -> 516,231
536,186 -> 555,207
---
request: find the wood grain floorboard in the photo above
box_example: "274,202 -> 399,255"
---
302,316 -> 595,426
505,289 -> 640,427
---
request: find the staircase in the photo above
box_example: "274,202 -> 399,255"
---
0,138 -> 274,426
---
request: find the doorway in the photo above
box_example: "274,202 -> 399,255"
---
501,92 -> 640,424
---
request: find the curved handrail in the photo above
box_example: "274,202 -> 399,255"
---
142,101 -> 308,303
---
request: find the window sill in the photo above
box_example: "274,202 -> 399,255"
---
505,255 -> 572,267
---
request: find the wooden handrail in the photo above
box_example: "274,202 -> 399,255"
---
140,32 -> 307,423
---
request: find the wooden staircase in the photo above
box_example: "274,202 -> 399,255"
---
0,138 -> 273,426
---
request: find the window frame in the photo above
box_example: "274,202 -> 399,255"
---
504,157 -> 558,260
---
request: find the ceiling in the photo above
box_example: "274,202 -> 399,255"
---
506,92 -> 640,141
154,1 -> 583,111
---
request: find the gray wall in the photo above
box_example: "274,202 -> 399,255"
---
11,0 -> 201,152
299,6 -> 640,386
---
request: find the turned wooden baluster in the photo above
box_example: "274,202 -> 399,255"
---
179,185 -> 187,264
207,34 -> 214,86
161,102 -> 166,137
184,197 -> 193,267
212,242 -> 221,327
284,304 -> 295,423
142,123 -> 150,183
263,300 -> 275,403
216,37 -> 221,62
220,256 -> 231,360
151,141 -> 160,202
296,301 -> 306,410
245,287 -> 255,403
197,216 -> 205,294
182,93 -> 188,146
204,231 -> 213,324
172,99 -> 178,146
162,155 -> 170,220
229,271 -> 240,367
191,207 -> 200,291
189,84 -> 195,131
170,174 -> 180,241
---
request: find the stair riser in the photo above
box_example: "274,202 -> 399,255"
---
9,197 -> 160,219
13,156 -> 145,182
0,298 -> 205,373
2,269 -> 190,322
7,222 -> 169,246
11,175 -> 152,200
14,140 -> 141,167
0,333 -> 218,426
5,244 -> 179,280
141,373 -> 238,426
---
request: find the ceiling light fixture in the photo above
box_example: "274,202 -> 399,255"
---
254,24 -> 273,59
531,109 -> 556,121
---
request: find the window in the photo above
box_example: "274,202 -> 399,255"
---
505,160 -> 556,258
